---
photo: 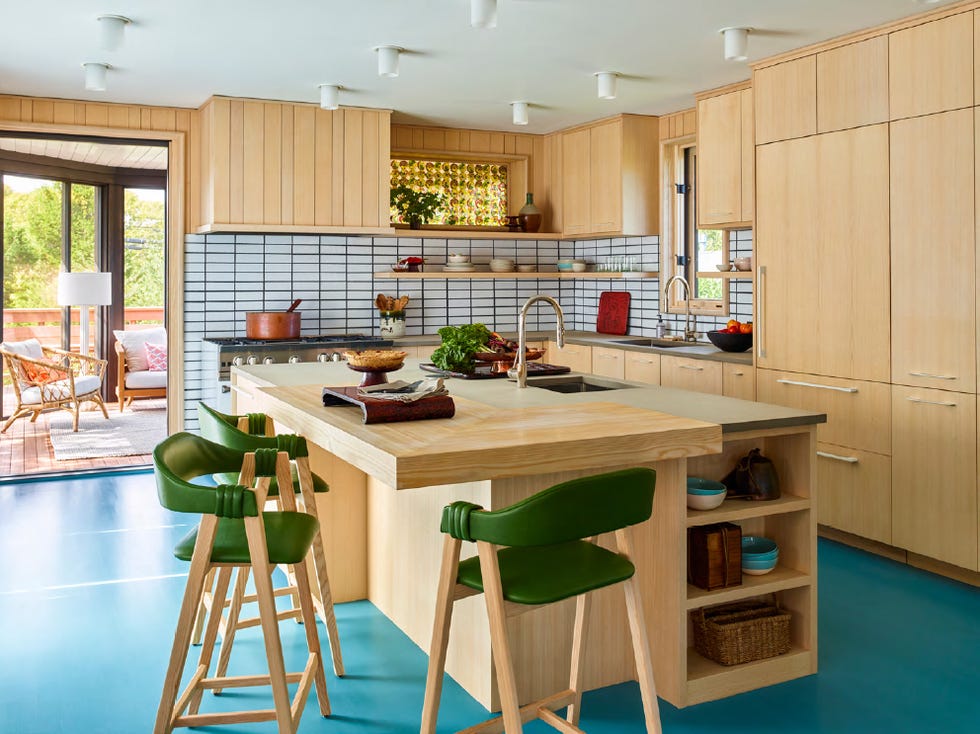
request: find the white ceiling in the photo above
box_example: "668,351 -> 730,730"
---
0,1 -> 955,134
0,138 -> 167,169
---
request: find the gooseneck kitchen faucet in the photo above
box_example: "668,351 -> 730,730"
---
509,295 -> 565,388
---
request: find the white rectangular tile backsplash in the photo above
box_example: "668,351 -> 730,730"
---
182,230 -> 752,428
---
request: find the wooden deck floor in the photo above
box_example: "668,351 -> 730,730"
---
0,399 -> 163,477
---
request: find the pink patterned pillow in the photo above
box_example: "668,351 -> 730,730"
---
144,342 -> 168,372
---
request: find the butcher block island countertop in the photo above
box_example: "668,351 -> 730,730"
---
232,360 -> 824,711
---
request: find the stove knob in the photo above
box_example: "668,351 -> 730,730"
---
288,356 -> 301,364
232,356 -> 245,366
317,353 -> 330,363
246,356 -> 259,365
331,352 -> 343,362
263,356 -> 275,365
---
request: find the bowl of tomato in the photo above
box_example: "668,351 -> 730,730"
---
707,322 -> 753,352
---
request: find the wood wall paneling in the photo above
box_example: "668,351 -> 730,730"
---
343,108 -> 364,226
754,56 -> 817,144
816,36 -> 889,133
740,89 -> 754,222
242,100 -> 264,225
314,108 -> 334,226
292,105 -> 316,224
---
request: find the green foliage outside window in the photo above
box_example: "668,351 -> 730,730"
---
390,158 -> 508,226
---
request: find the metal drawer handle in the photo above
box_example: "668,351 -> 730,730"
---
776,378 -> 858,394
816,451 -> 859,464
732,371 -> 744,376
906,397 -> 957,407
679,364 -> 704,371
596,353 -> 617,359
908,371 -> 957,381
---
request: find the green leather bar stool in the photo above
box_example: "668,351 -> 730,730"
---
196,402 -> 344,680
420,467 -> 662,734
152,432 -> 328,734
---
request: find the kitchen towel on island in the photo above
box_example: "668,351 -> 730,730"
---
358,377 -> 449,403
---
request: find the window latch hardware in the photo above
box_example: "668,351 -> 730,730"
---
674,183 -> 691,195
676,255 -> 690,266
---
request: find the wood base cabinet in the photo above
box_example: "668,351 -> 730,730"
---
662,356 -> 723,395
625,351 -> 662,385
722,363 -> 755,401
547,341 -> 592,374
816,443 -> 892,545
591,346 -> 626,379
892,385 -> 978,571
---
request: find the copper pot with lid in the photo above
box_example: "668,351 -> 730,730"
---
245,299 -> 302,340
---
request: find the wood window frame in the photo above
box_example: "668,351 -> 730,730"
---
660,137 -> 731,317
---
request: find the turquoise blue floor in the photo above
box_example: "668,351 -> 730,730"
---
1,470 -> 978,733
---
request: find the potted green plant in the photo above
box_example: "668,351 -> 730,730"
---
390,185 -> 443,229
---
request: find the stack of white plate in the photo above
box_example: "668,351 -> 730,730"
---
443,263 -> 476,272
489,258 -> 515,272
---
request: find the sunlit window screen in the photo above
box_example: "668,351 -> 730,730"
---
696,229 -> 724,300
390,159 -> 508,226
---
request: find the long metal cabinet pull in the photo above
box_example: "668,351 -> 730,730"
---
906,396 -> 957,407
908,371 -> 957,381
776,378 -> 858,394
758,265 -> 766,359
678,364 -> 704,371
816,451 -> 859,464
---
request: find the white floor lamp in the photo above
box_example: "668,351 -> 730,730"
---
57,272 -> 113,356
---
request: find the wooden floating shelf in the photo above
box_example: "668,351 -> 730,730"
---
686,566 -> 811,609
375,271 -> 659,280
391,227 -> 564,240
686,495 -> 810,527
696,270 -> 754,279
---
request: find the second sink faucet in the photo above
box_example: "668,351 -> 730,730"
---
662,274 -> 698,342
509,295 -> 565,388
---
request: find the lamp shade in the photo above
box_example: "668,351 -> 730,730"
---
58,272 -> 112,306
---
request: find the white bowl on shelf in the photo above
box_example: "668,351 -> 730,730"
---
686,489 -> 727,511
489,258 -> 515,272
516,264 -> 536,273
448,253 -> 470,264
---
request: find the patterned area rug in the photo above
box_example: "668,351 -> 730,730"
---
48,402 -> 167,460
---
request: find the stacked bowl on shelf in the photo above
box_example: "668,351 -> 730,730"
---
686,477 -> 727,510
741,536 -> 779,575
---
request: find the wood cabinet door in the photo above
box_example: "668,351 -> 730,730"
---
754,56 -> 817,144
722,363 -> 755,401
892,385 -> 977,571
591,347 -> 625,379
624,352 -> 661,384
561,128 -> 591,235
889,12 -> 973,120
589,121 -> 623,233
548,341 -> 592,373
816,443 -> 892,545
740,88 -> 755,222
697,91 -> 742,227
890,110 -> 976,393
660,356 -> 723,394
816,36 -> 889,133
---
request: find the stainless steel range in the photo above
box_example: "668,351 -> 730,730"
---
203,334 -> 393,411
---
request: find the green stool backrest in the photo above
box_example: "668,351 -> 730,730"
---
153,432 -> 268,517
198,402 -> 309,459
441,467 -> 656,546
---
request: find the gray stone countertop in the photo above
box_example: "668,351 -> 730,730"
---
391,330 -> 753,365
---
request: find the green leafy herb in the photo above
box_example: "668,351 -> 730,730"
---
430,323 -> 492,374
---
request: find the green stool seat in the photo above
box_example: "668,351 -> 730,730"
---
174,513 -> 318,565
456,540 -> 636,605
211,465 -> 329,496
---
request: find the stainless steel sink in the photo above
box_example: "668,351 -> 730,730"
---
610,338 -> 693,349
526,375 -> 637,393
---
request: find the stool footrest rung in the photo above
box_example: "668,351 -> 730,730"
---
290,654 -> 321,721
227,607 -> 302,631
200,671 -> 304,689
459,690 -> 576,734
174,708 -> 276,727
538,706 -> 586,734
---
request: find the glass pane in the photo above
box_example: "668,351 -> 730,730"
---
69,184 -> 98,353
390,158 -> 508,226
2,175 -> 64,410
695,229 -> 724,300
123,188 -> 165,328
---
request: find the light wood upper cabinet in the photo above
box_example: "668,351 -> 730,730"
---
757,124 -> 890,382
560,115 -> 659,237
892,385 -> 977,571
697,87 -> 753,227
817,36 -> 889,133
660,355 -> 723,395
754,56 -> 817,144
197,97 -> 391,231
889,12 -> 973,120
890,110 -> 976,393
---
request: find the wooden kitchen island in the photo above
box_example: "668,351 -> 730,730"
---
231,360 -> 823,710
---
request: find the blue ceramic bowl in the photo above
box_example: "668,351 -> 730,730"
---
557,260 -> 574,271
742,557 -> 778,575
687,477 -> 727,495
742,536 -> 778,556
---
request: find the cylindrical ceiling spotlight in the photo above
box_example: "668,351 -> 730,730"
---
319,84 -> 341,110
594,72 -> 619,100
83,62 -> 110,92
374,45 -> 403,77
97,14 -> 131,52
471,0 -> 497,29
511,101 -> 529,126
720,27 -> 751,62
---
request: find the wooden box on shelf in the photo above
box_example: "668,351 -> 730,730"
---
688,522 -> 742,591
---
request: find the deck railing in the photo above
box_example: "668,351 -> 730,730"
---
2,307 -> 164,348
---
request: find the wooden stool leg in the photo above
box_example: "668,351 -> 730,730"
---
154,517 -> 218,734
289,558 -> 331,717
617,529 -> 662,734
188,567 -> 233,715
213,567 -> 250,692
478,541 -> 523,734
191,568 -> 216,646
566,591 -> 593,726
420,535 -> 462,734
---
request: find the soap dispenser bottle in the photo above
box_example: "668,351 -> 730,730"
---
656,314 -> 666,338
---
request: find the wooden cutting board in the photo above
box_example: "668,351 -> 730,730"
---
596,291 -> 631,335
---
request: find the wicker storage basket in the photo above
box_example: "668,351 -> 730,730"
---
692,597 -> 791,666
